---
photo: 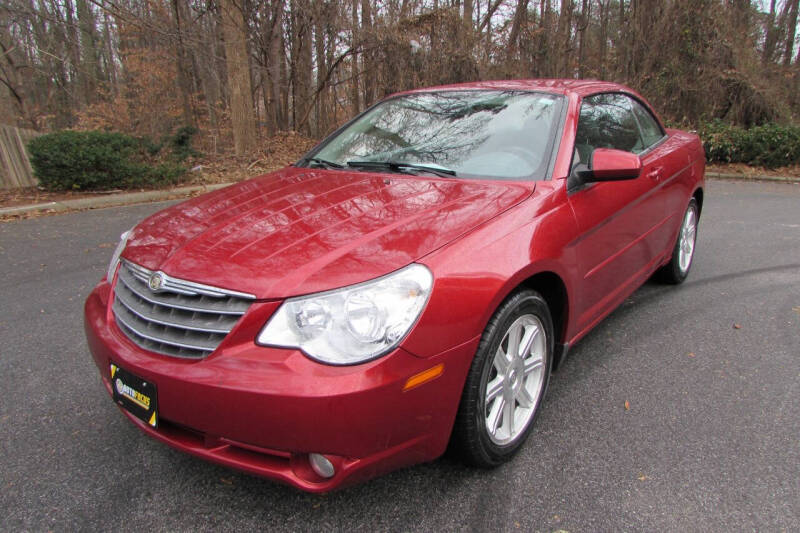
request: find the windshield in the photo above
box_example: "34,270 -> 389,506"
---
308,90 -> 564,180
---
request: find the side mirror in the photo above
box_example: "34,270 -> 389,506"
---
583,148 -> 642,182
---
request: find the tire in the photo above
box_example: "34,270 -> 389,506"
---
657,198 -> 699,284
453,290 -> 553,467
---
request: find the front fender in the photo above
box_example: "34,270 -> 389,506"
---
402,181 -> 579,358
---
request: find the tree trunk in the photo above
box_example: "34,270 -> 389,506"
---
783,0 -> 799,66
62,0 -> 84,103
350,0 -> 361,114
220,0 -> 257,155
325,20 -> 335,126
578,0 -> 590,77
618,0 -> 627,78
506,0 -> 530,62
102,9 -> 117,94
0,33 -> 37,128
280,32 -> 290,129
76,0 -> 100,105
267,1 -> 285,132
479,0 -> 505,33
763,0 -> 778,64
290,0 -> 313,135
557,0 -> 574,77
314,5 -> 327,136
192,23 -> 222,135
731,0 -> 751,40
599,0 -> 608,78
535,0 -> 550,76
361,0 -> 374,106
172,0 -> 195,127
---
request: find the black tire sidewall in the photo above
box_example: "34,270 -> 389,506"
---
457,290 -> 554,466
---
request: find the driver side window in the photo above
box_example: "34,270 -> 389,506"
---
574,94 -> 645,167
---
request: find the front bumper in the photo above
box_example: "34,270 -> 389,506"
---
84,282 -> 477,492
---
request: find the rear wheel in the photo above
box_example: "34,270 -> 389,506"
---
453,290 -> 553,467
657,198 -> 699,284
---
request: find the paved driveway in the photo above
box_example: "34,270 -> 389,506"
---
1,179 -> 798,531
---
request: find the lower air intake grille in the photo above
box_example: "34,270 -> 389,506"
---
111,260 -> 255,359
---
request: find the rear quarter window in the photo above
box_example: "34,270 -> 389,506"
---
630,100 -> 665,148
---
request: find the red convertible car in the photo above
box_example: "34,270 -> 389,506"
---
85,80 -> 704,492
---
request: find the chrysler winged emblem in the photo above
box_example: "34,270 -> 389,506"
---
148,272 -> 165,292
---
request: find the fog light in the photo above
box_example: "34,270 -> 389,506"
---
309,453 -> 335,478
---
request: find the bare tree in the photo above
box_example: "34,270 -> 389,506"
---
220,0 -> 257,154
1,0 -> 799,150
783,0 -> 799,66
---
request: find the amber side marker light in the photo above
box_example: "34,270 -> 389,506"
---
403,364 -> 444,391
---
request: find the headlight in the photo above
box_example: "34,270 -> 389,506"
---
257,264 -> 433,365
106,229 -> 132,282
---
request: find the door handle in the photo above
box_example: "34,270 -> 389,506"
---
646,167 -> 663,181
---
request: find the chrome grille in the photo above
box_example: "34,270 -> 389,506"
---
112,260 -> 255,359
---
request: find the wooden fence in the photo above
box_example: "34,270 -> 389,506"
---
0,125 -> 41,189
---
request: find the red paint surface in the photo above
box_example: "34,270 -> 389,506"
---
85,79 -> 705,491
122,169 -> 531,298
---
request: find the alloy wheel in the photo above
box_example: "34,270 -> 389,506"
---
678,205 -> 698,273
483,314 -> 547,445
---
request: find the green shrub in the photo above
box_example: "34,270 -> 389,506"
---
27,130 -> 192,191
700,121 -> 800,168
142,126 -> 200,162
167,126 -> 200,161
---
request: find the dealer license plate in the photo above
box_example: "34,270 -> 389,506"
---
110,363 -> 158,428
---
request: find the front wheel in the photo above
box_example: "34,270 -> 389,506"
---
657,198 -> 699,284
452,290 -> 553,467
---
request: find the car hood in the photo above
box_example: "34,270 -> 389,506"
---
122,167 -> 532,298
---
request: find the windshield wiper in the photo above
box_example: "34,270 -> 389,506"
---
302,157 -> 345,170
347,160 -> 457,178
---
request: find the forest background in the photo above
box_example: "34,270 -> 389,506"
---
2,0 -> 800,191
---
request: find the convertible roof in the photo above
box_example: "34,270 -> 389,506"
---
396,79 -> 633,98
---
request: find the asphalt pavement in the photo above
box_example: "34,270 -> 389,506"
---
1,179 -> 798,532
